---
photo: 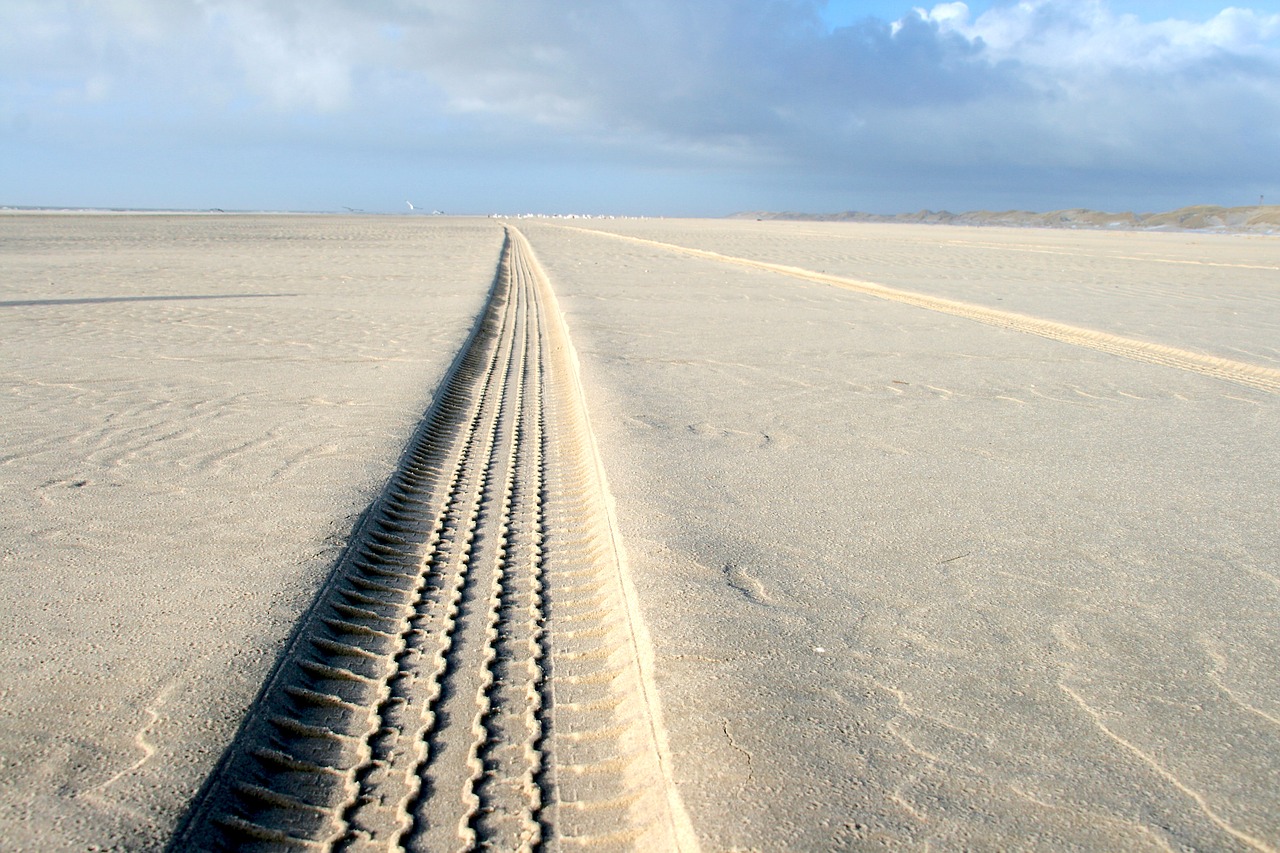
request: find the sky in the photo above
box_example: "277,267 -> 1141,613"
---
2,0 -> 1279,215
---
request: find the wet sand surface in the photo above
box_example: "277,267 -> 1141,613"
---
2,215 -> 1278,850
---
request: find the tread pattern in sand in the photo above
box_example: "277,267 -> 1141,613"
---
561,227 -> 1280,395
172,227 -> 692,851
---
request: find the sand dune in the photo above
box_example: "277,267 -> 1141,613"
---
2,214 -> 1278,850
738,204 -> 1280,234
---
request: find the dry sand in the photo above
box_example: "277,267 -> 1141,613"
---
740,204 -> 1280,234
524,219 -> 1280,850
0,214 -> 500,848
2,214 -> 1278,850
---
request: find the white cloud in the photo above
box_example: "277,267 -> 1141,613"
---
931,0 -> 1280,71
907,2 -> 971,32
198,1 -> 358,112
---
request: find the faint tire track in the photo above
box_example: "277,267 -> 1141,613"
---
557,226 -> 1280,394
171,227 -> 696,851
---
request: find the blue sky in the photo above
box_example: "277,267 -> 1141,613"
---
2,1 -> 1279,215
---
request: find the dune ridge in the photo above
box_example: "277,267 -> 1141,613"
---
734,204 -> 1280,234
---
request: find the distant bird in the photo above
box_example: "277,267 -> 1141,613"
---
406,201 -> 415,211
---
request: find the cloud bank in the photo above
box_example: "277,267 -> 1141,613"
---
2,0 -> 1277,212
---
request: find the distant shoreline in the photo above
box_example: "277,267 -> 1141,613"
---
731,204 -> 1280,235
5,204 -> 1279,234
0,206 -> 330,216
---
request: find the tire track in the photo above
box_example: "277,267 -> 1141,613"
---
172,227 -> 696,851
555,225 -> 1280,395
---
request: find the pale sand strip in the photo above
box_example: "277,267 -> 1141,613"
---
520,231 -> 700,852
947,240 -> 1280,271
559,226 -> 1280,394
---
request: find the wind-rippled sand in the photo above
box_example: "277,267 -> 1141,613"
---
0,215 -> 500,848
2,214 -> 1277,850
525,219 -> 1280,850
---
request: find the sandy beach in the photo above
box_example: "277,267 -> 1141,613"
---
0,215 -> 500,848
527,219 -> 1280,849
2,214 -> 1278,850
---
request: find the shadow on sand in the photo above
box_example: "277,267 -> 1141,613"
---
0,293 -> 296,308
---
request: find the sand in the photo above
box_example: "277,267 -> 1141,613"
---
2,214 -> 1278,850
168,226 -> 694,850
0,215 -> 500,848
739,204 -> 1280,234
525,219 -> 1280,850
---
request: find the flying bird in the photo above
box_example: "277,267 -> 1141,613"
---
406,201 -> 415,211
